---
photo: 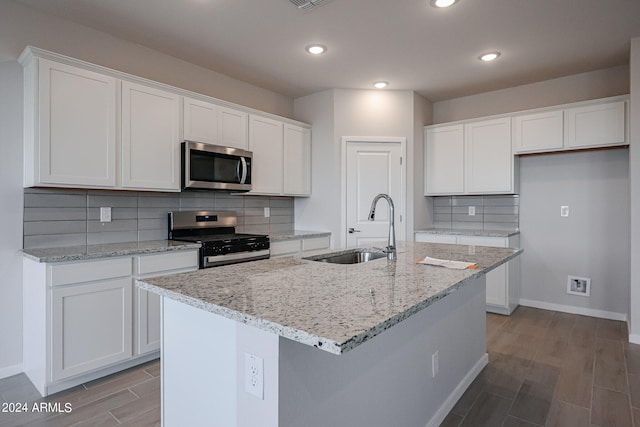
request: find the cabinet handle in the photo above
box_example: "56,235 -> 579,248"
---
348,228 -> 361,234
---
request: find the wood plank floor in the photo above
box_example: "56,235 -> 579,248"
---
0,306 -> 638,426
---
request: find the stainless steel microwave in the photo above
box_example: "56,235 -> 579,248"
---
181,141 -> 252,192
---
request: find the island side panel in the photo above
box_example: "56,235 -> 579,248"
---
162,297 -> 238,427
278,276 -> 487,427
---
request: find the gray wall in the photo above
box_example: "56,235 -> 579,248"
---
0,61 -> 24,376
23,189 -> 294,249
629,37 -> 640,341
519,149 -> 629,317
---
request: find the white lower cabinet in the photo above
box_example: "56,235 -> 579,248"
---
23,249 -> 198,396
52,276 -> 132,382
134,251 -> 199,355
414,232 -> 520,315
270,235 -> 331,257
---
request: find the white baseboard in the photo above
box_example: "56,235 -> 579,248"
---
0,363 -> 23,380
519,299 -> 627,321
630,333 -> 640,345
425,353 -> 489,427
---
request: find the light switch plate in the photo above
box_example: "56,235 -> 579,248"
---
468,206 -> 475,216
100,207 -> 112,223
560,206 -> 569,217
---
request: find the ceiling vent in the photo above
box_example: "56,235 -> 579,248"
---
289,0 -> 333,12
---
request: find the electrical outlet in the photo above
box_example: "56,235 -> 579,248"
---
100,207 -> 111,223
431,351 -> 439,378
560,206 -> 569,217
264,207 -> 270,218
245,353 -> 264,399
468,206 -> 476,216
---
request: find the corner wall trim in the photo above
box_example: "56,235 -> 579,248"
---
0,363 -> 23,380
425,353 -> 489,427
519,299 -> 627,321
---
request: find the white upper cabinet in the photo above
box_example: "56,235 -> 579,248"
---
425,119 -> 514,196
183,98 -> 248,150
26,58 -> 117,188
249,115 -> 284,195
218,106 -> 248,150
512,110 -> 564,154
183,97 -> 218,144
424,125 -> 465,195
565,100 -> 626,149
465,118 -> 514,194
121,81 -> 180,191
283,124 -> 311,196
512,97 -> 627,154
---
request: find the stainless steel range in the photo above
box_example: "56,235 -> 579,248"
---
168,211 -> 270,268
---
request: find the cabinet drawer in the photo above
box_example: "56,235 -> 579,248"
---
51,258 -> 131,286
270,240 -> 301,256
302,236 -> 330,252
136,250 -> 199,277
414,233 -> 457,244
456,236 -> 507,248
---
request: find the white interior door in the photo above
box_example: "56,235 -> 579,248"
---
346,140 -> 404,247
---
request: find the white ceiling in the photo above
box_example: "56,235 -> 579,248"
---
15,0 -> 640,101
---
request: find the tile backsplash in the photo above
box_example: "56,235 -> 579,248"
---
23,188 -> 294,249
431,195 -> 519,231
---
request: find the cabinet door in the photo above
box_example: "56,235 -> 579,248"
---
565,100 -> 626,149
283,124 -> 311,196
218,106 -> 248,149
136,288 -> 161,355
464,118 -> 513,194
512,110 -> 564,154
249,115 -> 283,195
51,277 -> 132,381
183,97 -> 218,144
121,81 -> 180,191
37,59 -> 117,187
424,125 -> 464,195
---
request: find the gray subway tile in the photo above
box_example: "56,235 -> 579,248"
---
483,195 -> 520,206
179,196 -> 215,210
137,194 -> 180,208
270,207 -> 293,217
87,191 -> 138,208
87,207 -> 138,221
138,229 -> 168,242
87,231 -> 138,245
484,214 -> 519,224
138,218 -> 167,230
24,192 -> 87,208
269,197 -> 294,208
269,223 -> 294,233
87,219 -> 137,233
244,208 -> 266,217
451,222 -> 483,230
23,233 -> 87,249
452,206 -> 484,215
452,214 -> 483,223
242,224 -> 270,234
244,216 -> 269,225
451,197 -> 484,206
434,206 -> 452,215
24,207 -> 87,222
269,215 -> 293,225
483,206 -> 519,215
433,214 -> 452,223
433,197 -> 452,207
213,196 -> 244,209
243,197 -> 270,208
138,208 -> 173,220
24,220 -> 86,236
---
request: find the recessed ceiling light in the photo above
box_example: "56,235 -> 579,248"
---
373,81 -> 388,89
306,44 -> 327,55
479,52 -> 501,62
430,0 -> 458,8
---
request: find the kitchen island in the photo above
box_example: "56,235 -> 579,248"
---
138,241 -> 521,427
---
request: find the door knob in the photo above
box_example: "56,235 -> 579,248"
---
348,228 -> 361,233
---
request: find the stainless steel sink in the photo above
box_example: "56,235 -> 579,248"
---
304,248 -> 387,264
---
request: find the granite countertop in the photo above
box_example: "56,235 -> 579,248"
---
22,240 -> 201,263
137,241 -> 521,355
268,230 -> 331,242
414,228 -> 520,237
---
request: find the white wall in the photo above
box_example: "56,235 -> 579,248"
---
519,149 -> 630,318
294,89 -> 432,248
629,37 -> 640,342
433,66 -> 631,319
434,65 -> 629,123
0,61 -> 24,377
0,0 -> 293,118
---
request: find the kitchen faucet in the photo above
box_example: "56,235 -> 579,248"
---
368,194 -> 396,260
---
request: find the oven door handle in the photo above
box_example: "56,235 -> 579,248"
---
204,249 -> 270,267
239,157 -> 248,184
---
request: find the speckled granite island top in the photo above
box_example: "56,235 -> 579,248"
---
138,241 -> 522,355
22,240 -> 201,263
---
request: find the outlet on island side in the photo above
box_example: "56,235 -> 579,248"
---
245,353 -> 264,400
431,350 -> 439,378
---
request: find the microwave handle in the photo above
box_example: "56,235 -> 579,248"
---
239,157 -> 248,184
